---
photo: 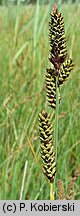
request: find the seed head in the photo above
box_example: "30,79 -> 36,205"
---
39,110 -> 56,183
57,179 -> 65,200
46,68 -> 61,108
74,165 -> 80,178
49,7 -> 67,71
59,59 -> 74,85
46,7 -> 74,109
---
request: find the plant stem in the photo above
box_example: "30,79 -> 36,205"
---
50,183 -> 54,200
53,75 -> 59,198
14,0 -> 20,47
55,75 -> 59,162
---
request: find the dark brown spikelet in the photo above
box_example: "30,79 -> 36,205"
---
46,68 -> 61,108
59,59 -> 74,85
49,6 -> 67,71
57,179 -> 65,200
39,110 -> 56,183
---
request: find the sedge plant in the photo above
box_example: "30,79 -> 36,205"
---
38,5 -> 74,200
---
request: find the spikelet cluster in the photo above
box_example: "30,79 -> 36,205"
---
74,165 -> 80,178
57,165 -> 80,200
46,5 -> 74,109
59,59 -> 74,85
57,177 -> 75,200
49,5 -> 67,70
46,68 -> 61,108
66,177 -> 76,200
66,166 -> 80,199
57,179 -> 65,200
39,110 -> 56,183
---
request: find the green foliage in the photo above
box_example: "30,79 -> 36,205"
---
0,4 -> 80,199
0,0 -> 79,6
0,0 -> 3,4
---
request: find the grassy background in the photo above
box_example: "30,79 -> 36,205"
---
0,2 -> 80,199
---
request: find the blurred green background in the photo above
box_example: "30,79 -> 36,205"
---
0,0 -> 80,199
0,0 -> 80,5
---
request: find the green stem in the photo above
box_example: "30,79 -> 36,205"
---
54,75 -> 59,198
50,183 -> 55,200
14,0 -> 20,47
55,76 -> 59,163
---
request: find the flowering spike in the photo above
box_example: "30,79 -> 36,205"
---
57,179 -> 65,200
46,68 -> 61,108
39,110 -> 56,183
49,7 -> 67,71
46,7 -> 74,109
74,165 -> 80,178
59,59 -> 74,84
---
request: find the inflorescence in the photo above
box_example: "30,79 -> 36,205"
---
46,5 -> 74,109
38,5 -> 74,186
39,110 -> 56,183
